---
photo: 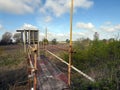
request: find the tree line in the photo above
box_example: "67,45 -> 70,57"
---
0,32 -> 69,45
0,32 -> 21,45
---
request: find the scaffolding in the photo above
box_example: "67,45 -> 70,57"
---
15,0 -> 96,89
17,29 -> 39,90
16,30 -> 39,54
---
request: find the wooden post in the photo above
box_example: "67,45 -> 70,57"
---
68,0 -> 74,86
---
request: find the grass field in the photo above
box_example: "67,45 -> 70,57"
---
0,41 -> 120,90
0,45 -> 27,90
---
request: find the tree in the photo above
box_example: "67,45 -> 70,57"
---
51,38 -> 57,45
42,38 -> 49,45
13,33 -> 21,43
0,32 -> 12,45
66,39 -> 70,43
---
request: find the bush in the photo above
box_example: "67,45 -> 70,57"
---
62,38 -> 120,89
51,38 -> 57,45
42,38 -> 49,45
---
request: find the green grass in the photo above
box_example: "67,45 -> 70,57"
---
0,46 -> 26,68
0,45 -> 27,89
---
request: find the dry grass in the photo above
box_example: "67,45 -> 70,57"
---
0,45 -> 28,89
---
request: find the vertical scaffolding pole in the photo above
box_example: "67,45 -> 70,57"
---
33,31 -> 35,45
34,44 -> 37,90
68,0 -> 74,86
28,30 -> 30,45
21,32 -> 23,43
28,57 -> 31,90
45,28 -> 48,56
24,30 -> 26,53
46,27 -> 47,39
38,30 -> 40,56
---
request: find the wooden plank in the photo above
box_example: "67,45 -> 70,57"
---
37,55 -> 68,90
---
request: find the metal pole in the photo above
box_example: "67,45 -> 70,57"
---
46,27 -> 47,39
24,30 -> 26,53
38,30 -> 40,56
34,44 -> 37,90
46,50 -> 95,82
33,31 -> 35,45
29,30 -> 30,45
68,0 -> 73,86
45,28 -> 48,56
27,57 -> 31,90
21,32 -> 23,43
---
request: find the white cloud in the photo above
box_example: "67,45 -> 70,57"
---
39,31 -> 68,41
40,0 -> 94,17
0,0 -> 41,14
104,21 -> 112,25
39,21 -> 120,41
40,0 -> 68,17
44,16 -> 52,23
115,24 -> 120,30
73,32 -> 85,36
100,24 -> 120,32
0,24 -> 3,30
76,21 -> 120,33
20,23 -> 38,30
74,0 -> 94,9
39,7 -> 46,14
39,31 -> 86,41
76,22 -> 95,30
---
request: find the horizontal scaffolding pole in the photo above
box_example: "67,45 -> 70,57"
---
17,30 -> 39,32
49,45 -> 69,52
28,52 -> 34,69
28,45 -> 37,52
46,50 -> 95,82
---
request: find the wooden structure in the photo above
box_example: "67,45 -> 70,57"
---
16,30 -> 39,53
16,29 -> 39,90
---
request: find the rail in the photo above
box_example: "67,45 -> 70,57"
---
46,50 -> 95,82
27,44 -> 38,90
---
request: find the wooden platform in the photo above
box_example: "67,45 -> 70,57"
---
36,55 -> 69,90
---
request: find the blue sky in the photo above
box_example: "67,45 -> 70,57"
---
0,0 -> 120,41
